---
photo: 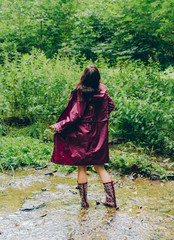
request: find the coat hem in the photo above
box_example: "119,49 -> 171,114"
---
51,157 -> 109,166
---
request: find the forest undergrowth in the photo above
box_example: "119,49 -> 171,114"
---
0,50 -> 173,176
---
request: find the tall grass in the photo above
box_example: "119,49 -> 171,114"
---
0,136 -> 168,179
102,61 -> 174,154
0,49 -> 80,123
0,136 -> 52,170
0,50 -> 173,155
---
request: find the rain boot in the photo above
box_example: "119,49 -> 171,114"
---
78,182 -> 89,208
101,181 -> 119,209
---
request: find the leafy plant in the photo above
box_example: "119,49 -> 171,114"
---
106,150 -> 167,179
0,51 -> 173,155
0,0 -> 173,66
0,136 -> 52,170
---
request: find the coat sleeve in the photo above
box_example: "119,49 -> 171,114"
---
53,90 -> 86,133
106,91 -> 115,114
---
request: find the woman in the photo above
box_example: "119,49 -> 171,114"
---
50,64 -> 118,209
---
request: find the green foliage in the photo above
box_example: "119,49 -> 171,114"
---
0,49 -> 79,122
0,0 -> 173,65
0,136 -> 168,178
0,51 -> 173,154
11,123 -> 53,142
0,136 -> 52,170
54,164 -> 77,174
107,149 -> 167,179
0,0 -> 76,61
0,122 -> 9,136
105,61 -> 174,154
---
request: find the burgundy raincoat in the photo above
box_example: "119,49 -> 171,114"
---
51,83 -> 115,166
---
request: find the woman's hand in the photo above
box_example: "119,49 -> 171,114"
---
49,125 -> 57,134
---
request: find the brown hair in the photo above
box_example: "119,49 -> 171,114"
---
76,64 -> 101,93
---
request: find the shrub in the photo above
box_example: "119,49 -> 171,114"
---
0,51 -> 173,154
106,150 -> 167,179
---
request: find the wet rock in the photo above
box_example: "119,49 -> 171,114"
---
45,170 -> 57,176
40,214 -> 47,218
150,173 -> 162,180
158,209 -> 171,213
41,188 -> 47,191
138,206 -> 142,209
20,201 -> 46,212
35,166 -> 47,170
35,203 -> 46,209
20,207 -> 35,212
69,190 -> 77,195
167,215 -> 174,220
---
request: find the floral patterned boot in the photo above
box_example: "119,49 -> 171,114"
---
78,182 -> 89,208
101,181 -> 119,209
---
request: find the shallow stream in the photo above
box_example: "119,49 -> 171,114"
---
0,168 -> 174,240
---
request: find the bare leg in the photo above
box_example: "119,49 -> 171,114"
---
93,165 -> 111,183
78,166 -> 87,184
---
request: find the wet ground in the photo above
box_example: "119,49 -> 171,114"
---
0,168 -> 174,240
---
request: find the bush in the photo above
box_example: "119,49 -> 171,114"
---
107,149 -> 167,179
0,51 -> 173,154
0,136 -> 168,179
0,49 -> 79,123
105,61 -> 174,155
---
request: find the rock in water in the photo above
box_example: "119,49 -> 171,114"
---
20,200 -> 46,211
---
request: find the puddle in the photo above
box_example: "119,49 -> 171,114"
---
0,169 -> 174,239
